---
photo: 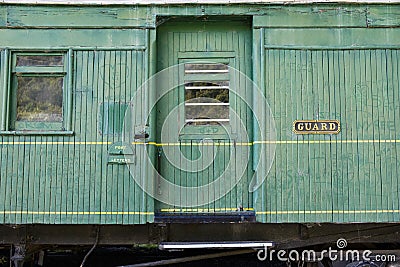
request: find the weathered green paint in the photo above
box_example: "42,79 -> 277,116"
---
256,48 -> 400,223
253,7 -> 368,28
155,19 -> 253,212
99,102 -> 129,135
367,6 -> 400,27
0,29 -> 146,48
4,6 -> 151,28
264,28 -> 400,48
0,4 -> 399,225
2,5 -> 400,29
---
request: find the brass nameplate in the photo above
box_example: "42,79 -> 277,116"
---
293,120 -> 340,134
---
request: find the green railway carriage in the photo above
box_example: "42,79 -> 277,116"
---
1,0 -> 400,264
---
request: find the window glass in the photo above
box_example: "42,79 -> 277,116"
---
184,62 -> 230,125
16,76 -> 63,122
186,101 -> 229,123
4,51 -> 69,132
185,84 -> 229,103
185,63 -> 228,74
16,55 -> 64,67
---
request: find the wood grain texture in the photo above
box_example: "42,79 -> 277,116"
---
0,4 -> 400,225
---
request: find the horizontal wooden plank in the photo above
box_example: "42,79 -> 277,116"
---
5,6 -> 151,28
264,28 -> 400,48
1,0 -> 400,4
253,6 -> 367,27
367,5 -> 400,26
0,7 -> 5,26
0,29 -> 146,48
0,4 -> 399,29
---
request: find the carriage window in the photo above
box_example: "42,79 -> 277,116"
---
16,76 -> 63,123
6,52 -> 69,132
184,63 -> 229,125
16,55 -> 64,67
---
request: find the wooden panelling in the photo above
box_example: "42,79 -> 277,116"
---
155,20 -> 254,213
258,48 -> 400,223
5,6 -> 151,28
264,28 -> 400,49
0,3 -> 400,225
0,49 -> 153,224
0,29 -> 146,48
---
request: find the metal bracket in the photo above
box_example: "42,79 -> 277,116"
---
10,244 -> 25,267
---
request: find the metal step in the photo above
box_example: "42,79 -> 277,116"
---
154,211 -> 256,223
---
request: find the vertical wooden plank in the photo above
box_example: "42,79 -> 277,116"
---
269,47 -> 278,223
98,51 -> 107,224
107,50 -> 116,224
392,49 -> 400,221
252,27 -> 264,220
340,49 -> 347,222
332,50 -> 340,222
313,50 -> 323,222
375,49 -> 391,222
355,50 -> 373,221
143,45 -> 152,222
231,30 -> 240,211
42,138 -> 50,223
169,32 -> 177,207
92,50 -> 101,224
306,50 -> 315,219
329,50 -> 337,222
339,50 -> 349,222
18,137 -> 31,224
60,135 -> 68,223
17,139 -> 26,223
128,50 -> 137,224
213,141 -> 222,212
243,29 -> 252,212
302,49 -> 311,221
389,49 -> 400,221
0,50 -> 4,222
102,50 -> 112,224
120,50 -> 129,224
48,137 -> 56,223
0,53 -> 2,231
292,49 -> 299,221
53,136 -> 62,224
6,138 -> 15,224
347,49 -> 357,222
321,50 -> 332,222
82,50 -> 90,224
117,51 -> 125,224
111,51 -> 121,224
366,49 -> 377,221
72,51 -> 83,224
349,51 -> 365,221
0,136 -> 5,224
2,138 -> 11,223
86,50 -> 97,224
273,49 -> 283,222
278,49 -> 288,222
146,28 -> 157,223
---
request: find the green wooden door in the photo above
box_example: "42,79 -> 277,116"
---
155,18 -> 254,215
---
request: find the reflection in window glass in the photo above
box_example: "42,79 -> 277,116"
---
185,81 -> 229,125
185,63 -> 228,74
16,55 -> 64,67
184,62 -> 230,125
185,82 -> 229,102
186,102 -> 229,120
16,76 -> 63,122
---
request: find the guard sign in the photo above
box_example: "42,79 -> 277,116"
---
293,120 -> 340,134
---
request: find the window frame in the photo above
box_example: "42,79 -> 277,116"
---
0,50 -> 73,135
178,52 -> 235,139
